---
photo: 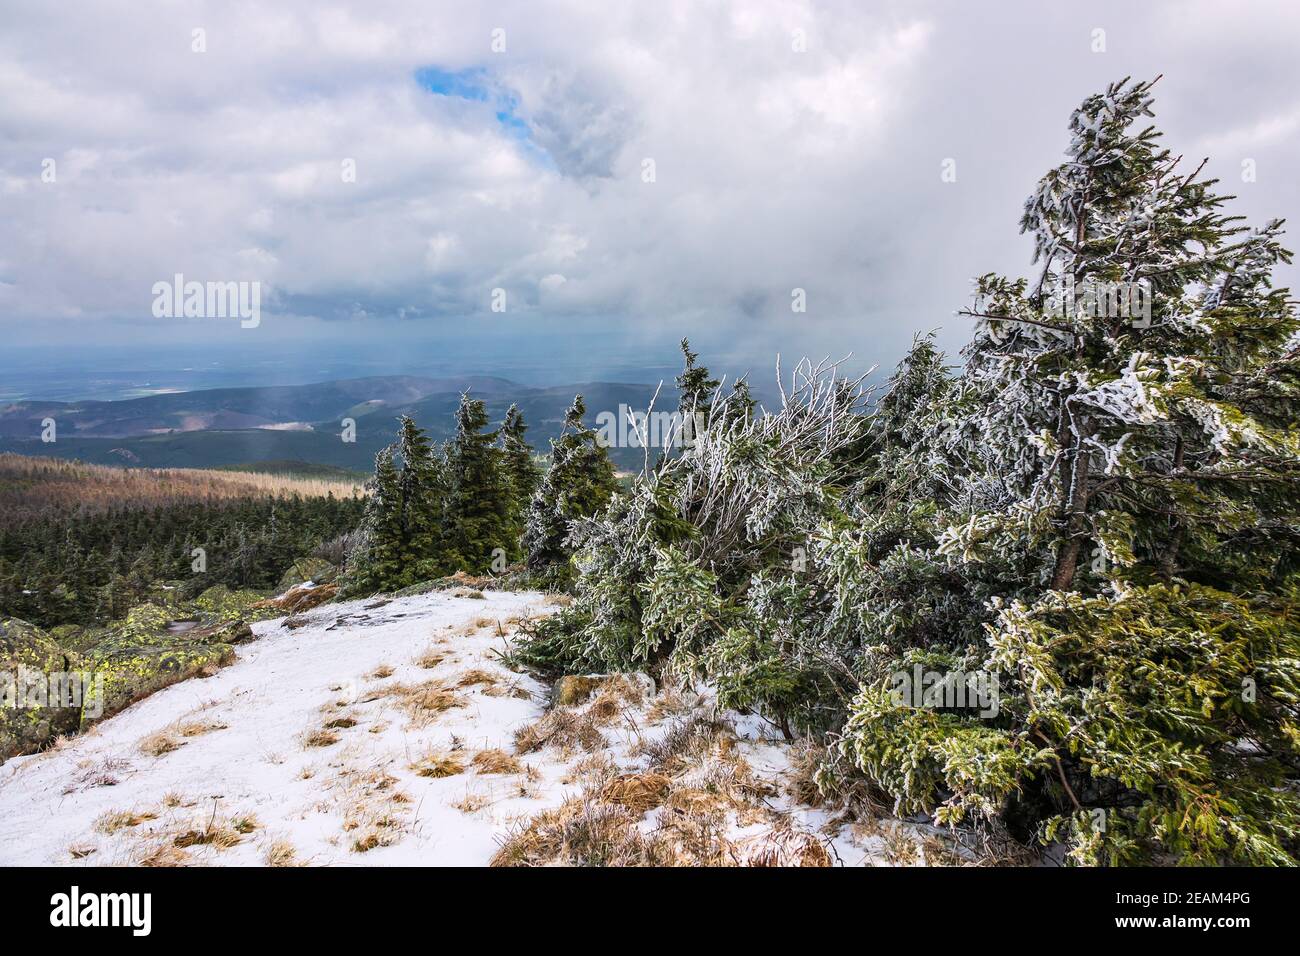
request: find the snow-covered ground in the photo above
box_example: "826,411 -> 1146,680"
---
0,588 -> 953,867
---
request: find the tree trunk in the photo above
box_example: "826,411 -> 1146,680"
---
1051,414 -> 1093,591
1157,436 -> 1186,580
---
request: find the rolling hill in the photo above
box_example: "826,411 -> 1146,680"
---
0,375 -> 665,471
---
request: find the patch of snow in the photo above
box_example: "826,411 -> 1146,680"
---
0,588 -> 938,867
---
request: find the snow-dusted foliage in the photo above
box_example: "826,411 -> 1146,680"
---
518,79 -> 1300,865
523,394 -> 618,577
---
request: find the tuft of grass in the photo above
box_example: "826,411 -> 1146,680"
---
589,694 -> 621,721
348,813 -> 403,853
176,719 -> 227,738
94,809 -> 157,834
514,708 -> 606,756
471,749 -> 523,775
381,680 -> 466,725
230,814 -> 260,834
452,792 -> 492,814
415,648 -> 445,669
368,664 -> 395,680
738,826 -> 834,867
264,839 -> 300,867
138,730 -> 184,757
599,772 -> 672,814
302,728 -> 341,748
411,750 -> 466,778
491,798 -> 667,867
138,843 -> 190,867
455,668 -> 499,689
173,823 -> 243,849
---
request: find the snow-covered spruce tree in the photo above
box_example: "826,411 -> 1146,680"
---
444,394 -> 515,574
500,403 -> 541,559
522,394 -> 618,575
839,77 -> 1300,864
675,338 -> 720,418
341,444 -> 404,595
394,414 -> 451,583
515,356 -> 876,736
344,416 -> 453,593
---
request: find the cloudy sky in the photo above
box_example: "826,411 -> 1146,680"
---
2,0 -> 1298,382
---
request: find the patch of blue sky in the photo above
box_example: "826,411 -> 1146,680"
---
415,66 -> 553,169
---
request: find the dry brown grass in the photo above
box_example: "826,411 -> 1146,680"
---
560,753 -> 618,786
94,809 -> 157,834
491,798 -> 667,867
173,826 -> 242,849
411,750 -> 466,778
264,839 -> 300,867
589,694 -> 622,721
635,712 -> 733,770
599,772 -> 672,814
368,664 -> 395,680
62,755 -> 130,794
513,708 -> 606,755
452,792 -> 492,814
138,730 -> 184,757
347,811 -> 404,853
175,719 -> 227,738
230,814 -> 260,834
471,749 -> 523,775
646,684 -> 694,722
455,668 -> 499,689
495,695 -> 835,868
415,648 -> 446,669
381,679 -> 466,726
737,826 -> 833,867
137,843 -> 190,867
302,728 -> 341,748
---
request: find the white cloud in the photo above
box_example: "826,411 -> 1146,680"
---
0,0 -> 1297,372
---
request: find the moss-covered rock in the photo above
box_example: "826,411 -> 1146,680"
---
0,586 -> 268,761
191,585 -> 279,623
1,618 -> 87,761
277,557 -> 337,591
81,642 -> 235,729
48,623 -> 101,653
118,603 -> 172,641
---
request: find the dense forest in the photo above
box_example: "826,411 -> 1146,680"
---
0,487 -> 365,628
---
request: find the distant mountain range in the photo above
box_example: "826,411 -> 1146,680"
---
0,375 -> 666,471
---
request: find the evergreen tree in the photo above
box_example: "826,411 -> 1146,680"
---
675,338 -> 720,419
445,394 -> 515,574
395,415 -> 449,581
524,394 -> 619,571
342,445 -> 404,594
947,76 -> 1300,591
500,403 -> 541,557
